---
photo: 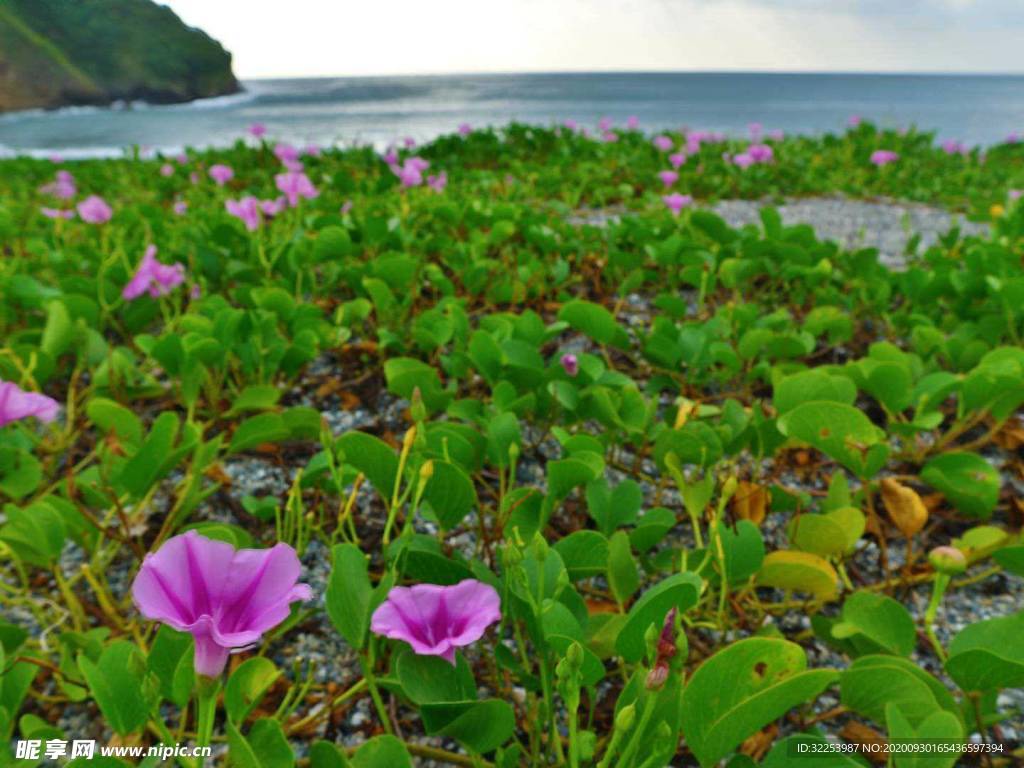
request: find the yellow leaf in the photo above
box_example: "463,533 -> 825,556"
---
755,550 -> 839,601
732,481 -> 768,526
880,478 -> 928,538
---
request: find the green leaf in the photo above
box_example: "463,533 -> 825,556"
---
585,477 -> 642,535
77,641 -> 150,736
546,457 -> 600,500
229,413 -> 291,455
420,699 -> 515,754
0,446 -> 42,500
226,718 -> 294,768
325,543 -> 373,651
681,637 -> 839,768
86,397 -> 143,448
396,649 -> 476,704
225,657 -> 280,725
41,299 -> 74,358
615,572 -> 702,662
557,299 -> 630,350
773,370 -> 856,415
945,610 -> 1024,692
841,655 -> 960,727
921,452 -> 1000,520
553,530 -> 609,580
146,626 -> 193,707
885,704 -> 963,768
716,520 -> 765,585
832,591 -> 916,656
309,741 -> 351,768
350,736 -> 412,768
423,460 -> 477,530
226,385 -> 283,417
336,431 -> 399,500
607,531 -> 639,605
777,401 -> 889,478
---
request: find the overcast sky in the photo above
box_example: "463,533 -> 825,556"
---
163,0 -> 1024,78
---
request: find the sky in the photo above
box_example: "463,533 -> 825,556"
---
162,0 -> 1024,79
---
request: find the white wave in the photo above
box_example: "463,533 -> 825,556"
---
184,89 -> 259,110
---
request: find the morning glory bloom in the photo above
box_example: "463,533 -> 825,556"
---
77,195 -> 113,224
260,197 -> 287,217
663,193 -> 693,216
0,380 -> 59,428
209,165 -> 234,186
658,170 -> 679,188
1009,189 -> 1023,201
173,201 -> 188,216
1005,132 -> 1020,144
598,117 -> 613,131
668,152 -> 686,169
733,153 -> 755,169
122,245 -> 186,300
226,196 -> 262,231
249,122 -> 267,138
848,115 -> 863,127
601,131 -> 619,143
626,115 -> 640,130
941,139 -> 968,156
274,144 -> 300,165
748,143 -> 774,163
276,171 -> 319,207
404,136 -> 417,148
132,530 -> 312,677
160,163 -> 175,177
458,122 -> 472,136
302,144 -> 322,158
39,170 -> 76,199
748,122 -> 763,140
560,353 -> 579,377
41,207 -> 75,220
870,150 -> 900,166
371,579 -> 501,665
653,135 -> 674,152
427,171 -> 448,193
563,119 -> 578,132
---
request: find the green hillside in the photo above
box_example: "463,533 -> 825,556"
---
0,0 -> 238,112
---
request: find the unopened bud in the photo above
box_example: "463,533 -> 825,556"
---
566,641 -> 584,668
410,387 -> 427,422
721,475 -> 738,501
645,661 -> 670,690
615,703 -> 636,731
419,460 -> 435,482
402,425 -> 417,450
928,545 -> 967,575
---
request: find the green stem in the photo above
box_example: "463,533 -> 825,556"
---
361,648 -> 393,734
615,693 -> 657,768
195,676 -> 220,752
924,573 -> 950,662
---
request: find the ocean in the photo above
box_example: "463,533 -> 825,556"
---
2,71 -> 1023,158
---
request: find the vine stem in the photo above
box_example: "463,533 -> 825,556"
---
195,676 -> 220,753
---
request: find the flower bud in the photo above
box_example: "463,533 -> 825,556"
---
419,460 -> 435,482
645,661 -> 670,690
565,641 -> 584,669
615,703 -> 636,731
560,353 -> 579,377
721,475 -> 738,502
929,545 -> 967,575
410,387 -> 427,422
402,425 -> 417,451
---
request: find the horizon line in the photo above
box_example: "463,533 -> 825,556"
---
235,67 -> 1024,81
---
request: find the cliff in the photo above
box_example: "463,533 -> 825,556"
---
0,0 -> 239,113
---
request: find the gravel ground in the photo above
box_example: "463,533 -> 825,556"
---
570,196 -> 989,269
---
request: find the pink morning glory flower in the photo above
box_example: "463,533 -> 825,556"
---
39,170 -> 76,199
209,165 -> 234,186
1008,189 -> 1022,201
226,197 -> 262,231
941,139 -> 968,156
0,380 -> 59,428
663,193 -> 693,216
160,163 -> 175,177
601,131 -> 619,143
41,207 -> 74,220
1005,132 -> 1020,144
748,122 -> 763,140
176,153 -> 189,165
767,129 -> 785,141
563,119 -> 578,132
560,353 -> 579,377
653,135 -> 674,152
260,197 -> 287,217
458,122 -> 472,136
274,143 -> 299,165
658,170 -> 679,188
626,115 -> 640,130
371,579 -> 500,665
249,123 -> 267,138
427,171 -> 448,193
870,149 -> 900,166
403,136 -> 417,148
391,157 -> 429,188
748,143 -> 774,163
383,148 -> 399,166
275,171 -> 319,207
302,144 -> 321,158
733,153 -> 755,169
668,152 -> 686,169
598,117 -> 613,132
132,530 -> 312,677
77,195 -> 113,224
848,115 -> 863,127
122,245 -> 186,300
173,201 -> 188,216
